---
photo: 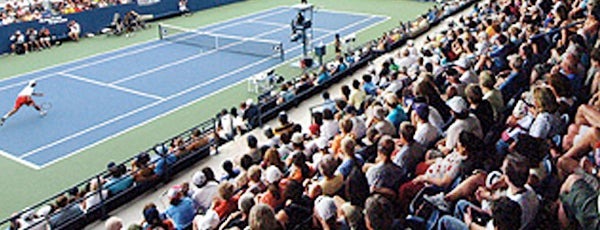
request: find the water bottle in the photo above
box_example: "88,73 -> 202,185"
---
594,143 -> 600,166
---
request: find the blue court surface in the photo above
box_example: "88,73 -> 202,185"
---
0,6 -> 387,169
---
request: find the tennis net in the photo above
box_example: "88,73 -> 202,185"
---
158,23 -> 284,60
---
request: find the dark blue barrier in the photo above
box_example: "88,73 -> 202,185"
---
0,0 -> 244,54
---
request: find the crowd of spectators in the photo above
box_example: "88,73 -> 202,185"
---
13,0 -> 600,228
1,0 -> 126,26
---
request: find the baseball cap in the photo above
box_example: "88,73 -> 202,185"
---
446,96 -> 468,114
192,171 -> 207,187
166,185 -> 182,200
315,196 -> 337,221
265,165 -> 283,184
291,132 -> 304,144
412,103 -> 429,120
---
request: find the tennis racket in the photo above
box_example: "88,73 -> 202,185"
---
41,102 -> 53,110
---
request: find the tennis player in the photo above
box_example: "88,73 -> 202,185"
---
0,80 -> 46,126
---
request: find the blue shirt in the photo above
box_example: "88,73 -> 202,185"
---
154,153 -> 178,176
165,197 -> 196,230
386,106 -> 408,128
499,71 -> 527,101
363,82 -> 377,95
337,154 -> 364,178
103,175 -> 134,195
317,72 -> 330,84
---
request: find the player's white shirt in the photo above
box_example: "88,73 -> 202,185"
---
18,85 -> 34,96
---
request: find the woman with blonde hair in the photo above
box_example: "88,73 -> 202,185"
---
529,86 -> 563,139
248,204 -> 283,230
261,148 -> 286,173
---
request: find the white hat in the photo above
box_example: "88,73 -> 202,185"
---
446,96 -> 468,114
315,196 -> 337,221
407,39 -> 415,46
265,165 -> 283,184
291,132 -> 304,144
196,210 -> 220,230
453,58 -> 471,69
246,98 -> 254,106
192,171 -> 207,187
486,171 -> 502,188
166,185 -> 182,200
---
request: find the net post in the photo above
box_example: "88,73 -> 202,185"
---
279,43 -> 284,61
158,24 -> 163,40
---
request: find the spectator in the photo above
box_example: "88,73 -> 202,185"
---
142,203 -> 175,230
105,216 -> 123,230
164,186 -> 195,230
392,122 -> 425,178
248,204 -> 283,230
337,137 -> 364,179
437,196 -> 522,230
68,20 -> 80,41
49,195 -> 84,228
367,135 -> 405,194
212,181 -> 239,219
314,195 -> 340,229
318,154 -> 344,196
10,30 -> 27,54
411,102 -> 440,148
82,178 -> 109,211
479,71 -> 504,120
103,164 -> 134,195
364,194 -> 399,230
348,79 -> 366,110
220,160 -> 240,182
465,83 -> 494,134
191,168 -> 219,212
219,193 -> 254,230
437,96 -> 483,154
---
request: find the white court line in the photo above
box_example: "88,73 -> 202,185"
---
204,7 -> 292,33
111,24 -> 289,85
0,7 -> 292,93
24,14 -> 386,169
250,20 -> 335,33
0,149 -> 41,170
59,73 -> 165,100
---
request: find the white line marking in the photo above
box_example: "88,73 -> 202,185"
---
0,7 -> 292,91
0,148 -> 41,170
205,8 -> 291,33
250,20 -> 335,33
59,73 -> 165,100
24,14 -> 387,169
111,25 -> 289,85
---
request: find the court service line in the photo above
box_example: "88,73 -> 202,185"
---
110,25 -> 290,85
28,15 -> 382,168
0,6 -> 289,85
59,73 -> 165,101
250,20 -> 335,33
204,7 -> 291,33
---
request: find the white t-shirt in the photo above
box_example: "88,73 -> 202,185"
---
84,190 -> 109,211
444,114 -> 483,150
70,23 -> 80,33
415,122 -> 439,147
18,84 -> 35,96
192,181 -> 220,211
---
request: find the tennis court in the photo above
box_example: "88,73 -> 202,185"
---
0,6 -> 387,169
